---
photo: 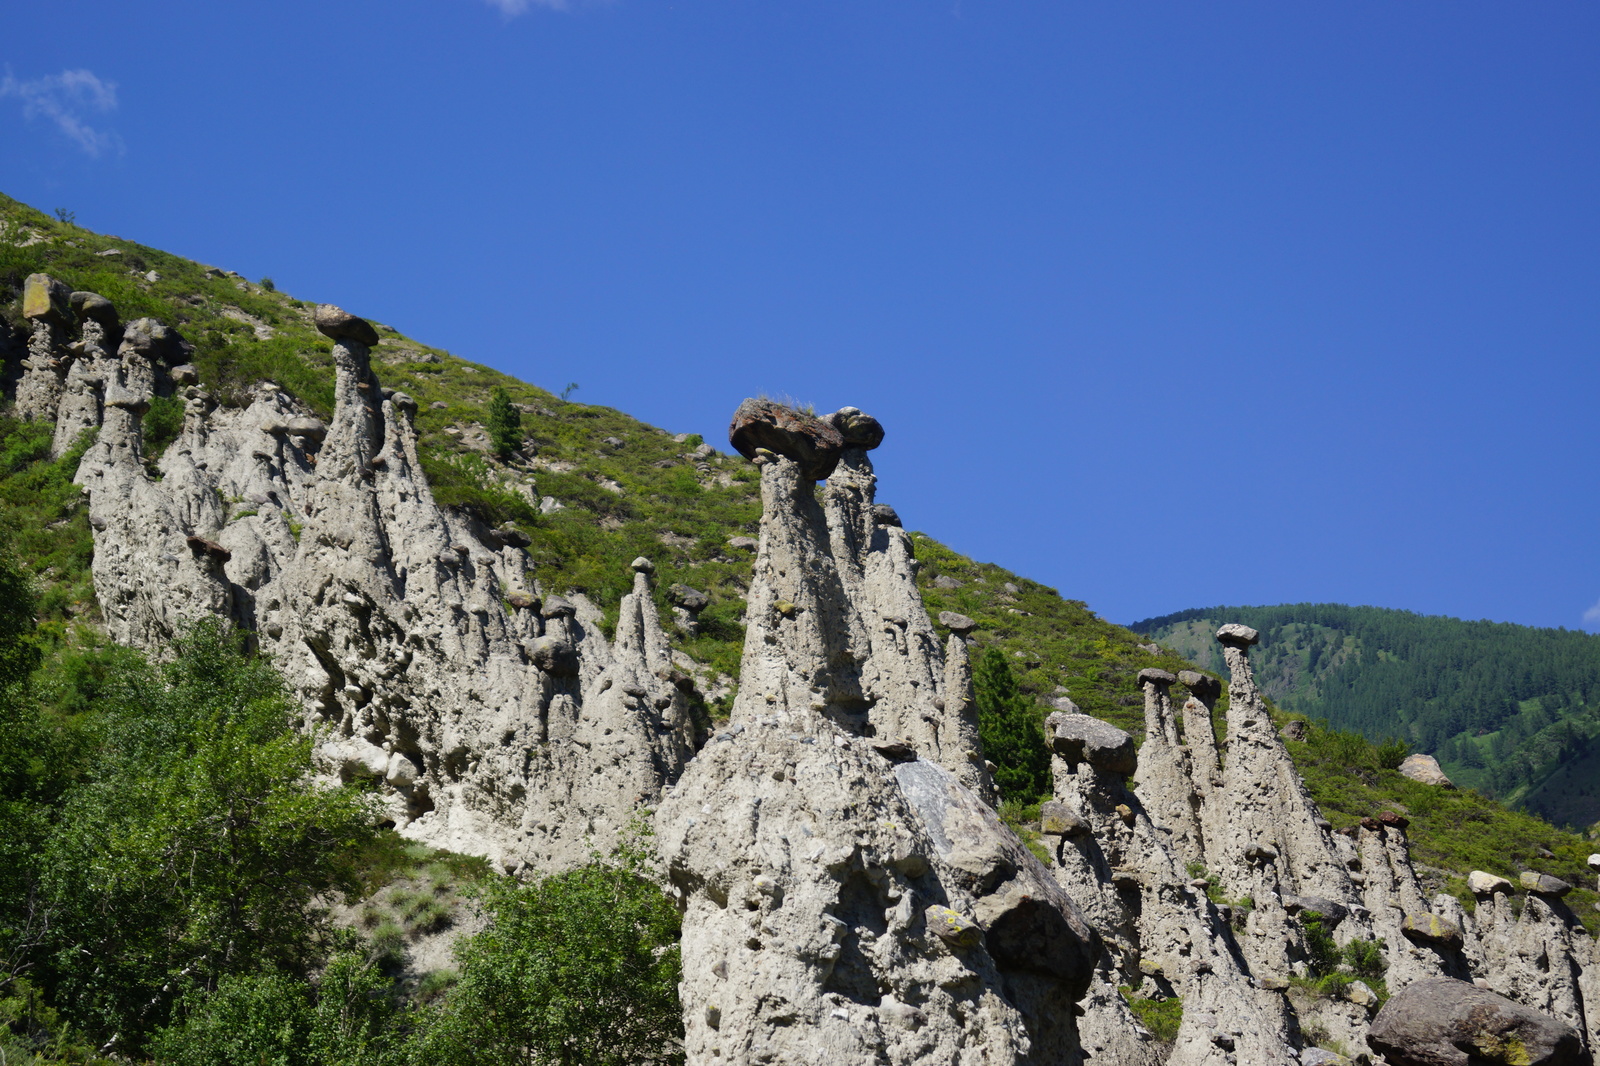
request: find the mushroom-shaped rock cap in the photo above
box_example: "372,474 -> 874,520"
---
667,583 -> 709,611
1137,667 -> 1177,686
313,304 -> 380,347
1520,871 -> 1572,897
826,406 -> 885,450
1216,623 -> 1260,647
630,556 -> 655,574
23,274 -> 71,323
727,398 -> 844,481
1047,711 -> 1137,775
286,416 -> 328,440
937,610 -> 977,634
871,503 -> 902,527
1178,670 -> 1221,700
70,291 -> 118,325
121,318 -> 178,357
1467,871 -> 1514,895
540,594 -> 576,619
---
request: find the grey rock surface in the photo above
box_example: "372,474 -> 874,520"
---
1369,977 -> 1583,1065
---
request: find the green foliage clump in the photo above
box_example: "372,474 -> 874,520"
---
142,394 -> 186,457
1119,987 -> 1182,1043
486,386 -> 522,459
5,620 -> 376,1052
151,953 -> 403,1066
414,829 -> 684,1066
973,647 -> 1051,804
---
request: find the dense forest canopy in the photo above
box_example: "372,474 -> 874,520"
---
1135,604 -> 1600,824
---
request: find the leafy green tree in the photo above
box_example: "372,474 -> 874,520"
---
151,953 -> 403,1066
36,621 -> 377,1049
414,830 -> 683,1066
487,386 -> 522,460
972,647 -> 1051,803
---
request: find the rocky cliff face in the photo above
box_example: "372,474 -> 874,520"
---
12,276 -> 1600,1065
27,274 -> 697,873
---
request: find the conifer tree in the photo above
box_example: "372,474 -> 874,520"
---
487,386 -> 522,459
972,646 -> 1051,803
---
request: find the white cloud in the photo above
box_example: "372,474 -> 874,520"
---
0,68 -> 122,158
1584,599 -> 1600,630
484,0 -> 570,16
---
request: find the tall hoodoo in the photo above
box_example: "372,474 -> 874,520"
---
657,399 -> 1092,1064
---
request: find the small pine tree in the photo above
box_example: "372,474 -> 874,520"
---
972,647 -> 1051,803
487,386 -> 522,460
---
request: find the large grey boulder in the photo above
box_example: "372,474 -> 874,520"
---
1399,753 -> 1455,788
1368,978 -> 1583,1065
1047,712 -> 1136,775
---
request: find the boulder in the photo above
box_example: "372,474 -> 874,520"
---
667,584 -> 709,612
1399,753 -> 1455,788
313,304 -> 380,347
1380,810 -> 1411,830
286,416 -> 327,441
1368,977 -> 1583,1066
22,273 -> 71,323
1047,712 -> 1136,775
1520,871 -> 1572,897
1215,623 -> 1260,647
70,290 -> 118,325
726,397 -> 844,480
1285,895 -> 1348,926
527,636 -> 579,676
540,595 -> 576,619
1179,670 -> 1221,700
826,406 -> 885,450
1137,667 -> 1176,685
1401,912 -> 1464,947
1468,871 -> 1514,895
1280,719 -> 1310,742
168,364 -> 199,386
1038,800 -> 1089,838
121,318 -> 178,356
871,502 -> 902,527
932,574 -> 964,589
937,611 -> 977,634
727,535 -> 758,552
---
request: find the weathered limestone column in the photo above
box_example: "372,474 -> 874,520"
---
1215,624 -> 1355,909
52,290 -> 119,456
17,273 -> 72,422
940,616 -> 997,804
1135,667 -> 1204,869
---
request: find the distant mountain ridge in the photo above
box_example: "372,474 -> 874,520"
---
1132,603 -> 1600,826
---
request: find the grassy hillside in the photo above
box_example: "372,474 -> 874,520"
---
4,192 -> 1596,932
1135,604 -> 1600,827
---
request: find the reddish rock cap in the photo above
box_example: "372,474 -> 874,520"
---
728,398 -> 844,481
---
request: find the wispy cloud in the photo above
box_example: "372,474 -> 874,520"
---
0,68 -> 122,158
484,0 -> 570,16
1583,598 -> 1600,631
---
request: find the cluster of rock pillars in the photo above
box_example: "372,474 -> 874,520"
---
8,271 -> 1600,1065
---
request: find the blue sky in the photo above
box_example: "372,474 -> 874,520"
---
4,2 -> 1597,631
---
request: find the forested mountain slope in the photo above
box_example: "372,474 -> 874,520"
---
1134,604 -> 1600,826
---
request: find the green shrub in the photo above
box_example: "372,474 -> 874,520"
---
140,395 -> 185,458
412,828 -> 683,1066
1119,988 -> 1182,1042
